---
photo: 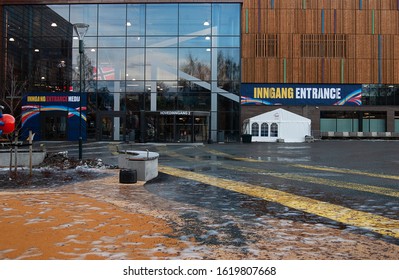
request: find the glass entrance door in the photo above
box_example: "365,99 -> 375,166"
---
157,113 -> 208,143
98,112 -> 126,141
176,116 -> 192,143
40,112 -> 67,141
100,115 -> 113,140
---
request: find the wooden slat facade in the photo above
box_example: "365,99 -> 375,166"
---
242,0 -> 399,84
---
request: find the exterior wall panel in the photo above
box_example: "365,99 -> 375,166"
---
241,0 -> 399,85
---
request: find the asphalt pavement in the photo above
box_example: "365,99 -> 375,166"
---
40,139 -> 399,247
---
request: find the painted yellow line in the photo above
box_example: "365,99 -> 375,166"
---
204,148 -> 261,162
292,164 -> 399,181
159,165 -> 399,239
205,148 -> 399,182
162,148 -> 399,198
221,165 -> 399,199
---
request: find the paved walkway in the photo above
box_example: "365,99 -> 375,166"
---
1,141 -> 399,259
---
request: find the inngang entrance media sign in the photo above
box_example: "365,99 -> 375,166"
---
241,83 -> 362,106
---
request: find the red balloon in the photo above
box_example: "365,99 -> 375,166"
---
0,114 -> 15,134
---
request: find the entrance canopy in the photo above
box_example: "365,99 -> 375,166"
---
243,108 -> 311,143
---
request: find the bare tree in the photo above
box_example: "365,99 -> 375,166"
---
1,59 -> 28,179
1,59 -> 28,118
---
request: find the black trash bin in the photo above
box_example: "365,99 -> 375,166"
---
242,134 -> 252,143
119,169 -> 137,184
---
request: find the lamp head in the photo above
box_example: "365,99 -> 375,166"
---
73,23 -> 89,40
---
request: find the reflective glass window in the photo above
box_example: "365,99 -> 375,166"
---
98,5 -> 126,36
48,5 -> 70,22
146,5 -> 178,35
127,4 -> 146,36
146,48 -> 178,80
216,36 -> 240,47
73,36 -> 97,48
212,4 -> 240,36
127,36 -> 145,47
98,37 -> 126,48
146,37 -> 178,48
271,123 -> 278,137
179,48 -> 211,82
179,4 -> 211,36
98,48 -> 126,79
179,36 -> 211,48
251,123 -> 259,136
261,123 -> 269,137
217,48 -> 240,83
125,80 -> 146,93
70,5 -> 98,36
127,48 -> 145,80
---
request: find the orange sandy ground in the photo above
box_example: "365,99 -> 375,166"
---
0,192 -> 188,260
2,172 -> 399,260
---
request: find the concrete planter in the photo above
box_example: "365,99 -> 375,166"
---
118,150 -> 159,182
0,150 -> 46,167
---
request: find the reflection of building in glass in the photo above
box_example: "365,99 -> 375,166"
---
3,1 -> 399,143
3,5 -> 73,93
1,2 -> 241,143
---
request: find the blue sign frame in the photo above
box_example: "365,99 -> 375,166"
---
241,83 -> 362,106
21,92 -> 87,141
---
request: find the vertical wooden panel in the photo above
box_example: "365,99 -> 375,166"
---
254,58 -> 266,81
329,59 -> 341,83
343,0 -> 357,10
279,33 -> 291,58
241,34 -> 256,58
342,10 -> 356,34
356,60 -> 372,82
240,0 -> 399,84
266,58 -> 279,82
394,35 -> 399,60
292,58 -> 301,82
380,10 -> 397,34
371,9 -> 375,34
283,58 -> 287,83
292,34 -> 301,59
355,10 -> 368,34
242,58 -> 256,82
279,9 -> 295,34
348,58 -> 358,83
266,10 -> 277,34
378,34 -> 382,83
355,35 -> 373,58
246,8 -> 250,34
380,34 -> 396,84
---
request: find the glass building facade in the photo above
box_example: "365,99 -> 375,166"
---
3,3 -> 241,142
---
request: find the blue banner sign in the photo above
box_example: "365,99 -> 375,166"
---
21,92 -> 87,141
241,83 -> 362,106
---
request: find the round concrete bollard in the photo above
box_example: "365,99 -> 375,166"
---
119,169 -> 137,184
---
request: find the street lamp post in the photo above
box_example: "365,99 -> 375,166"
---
73,23 -> 89,160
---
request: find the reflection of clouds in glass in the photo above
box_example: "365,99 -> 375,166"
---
146,49 -> 178,80
47,3 -> 240,99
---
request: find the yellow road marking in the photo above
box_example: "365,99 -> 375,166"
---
204,148 -> 399,182
203,148 -> 261,162
159,165 -> 399,239
161,148 -> 399,198
221,165 -> 399,199
292,163 -> 399,181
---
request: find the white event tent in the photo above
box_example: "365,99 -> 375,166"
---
242,108 -> 311,143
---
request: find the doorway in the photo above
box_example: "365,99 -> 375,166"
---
97,112 -> 126,141
156,112 -> 208,143
40,111 -> 67,140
